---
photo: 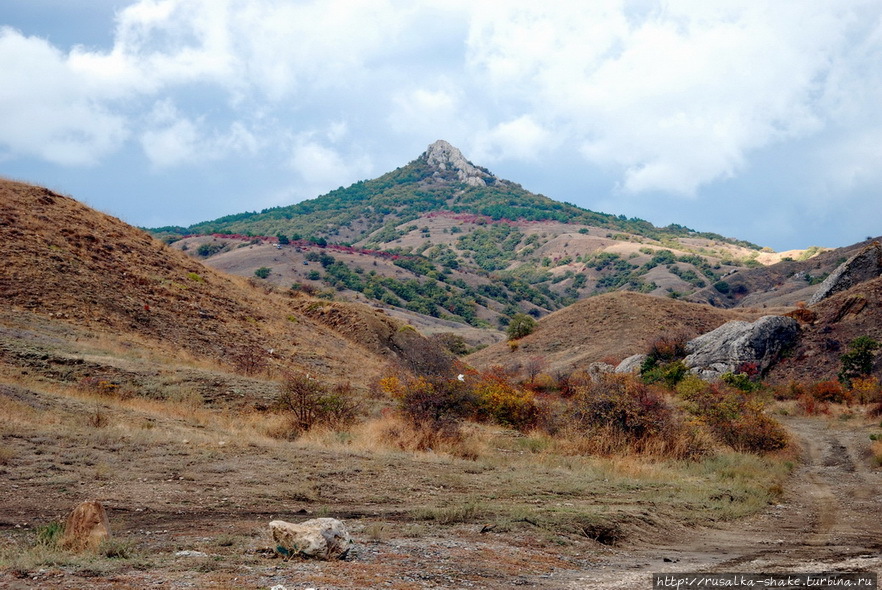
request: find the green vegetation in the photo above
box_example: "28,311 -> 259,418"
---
507,313 -> 537,340
152,149 -> 762,252
254,267 -> 271,279
839,336 -> 880,387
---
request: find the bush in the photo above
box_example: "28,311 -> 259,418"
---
810,380 -> 851,404
839,336 -> 880,387
571,374 -> 676,440
382,374 -> 476,432
471,368 -> 539,430
273,373 -> 360,436
506,313 -> 536,340
254,266 -> 272,279
642,360 -> 688,389
677,380 -> 788,454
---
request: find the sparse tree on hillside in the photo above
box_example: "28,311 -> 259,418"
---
506,313 -> 536,341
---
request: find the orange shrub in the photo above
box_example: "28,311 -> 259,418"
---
810,380 -> 852,405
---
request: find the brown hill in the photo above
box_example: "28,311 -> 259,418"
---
0,179 -> 447,390
767,276 -> 882,384
466,291 -> 771,376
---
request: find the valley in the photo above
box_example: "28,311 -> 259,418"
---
2,145 -> 881,589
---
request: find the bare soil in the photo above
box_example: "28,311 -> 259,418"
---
561,414 -> 882,588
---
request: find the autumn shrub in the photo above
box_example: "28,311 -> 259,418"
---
471,369 -> 539,430
381,373 -> 476,433
851,376 -> 882,405
646,334 -> 688,363
566,374 -> 705,458
796,393 -> 828,416
810,380 -> 851,405
677,378 -> 787,454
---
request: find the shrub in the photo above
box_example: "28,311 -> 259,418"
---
471,368 -> 539,430
721,371 -> 761,393
839,336 -> 880,387
506,313 -> 536,340
850,376 -> 881,404
383,374 -> 476,432
571,374 -> 676,440
254,266 -> 272,279
810,380 -> 851,404
196,242 -> 224,257
642,360 -> 688,389
272,373 -> 360,436
678,381 -> 788,454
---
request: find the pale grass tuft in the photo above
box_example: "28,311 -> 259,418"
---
872,439 -> 882,467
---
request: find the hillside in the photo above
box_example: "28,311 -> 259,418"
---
767,275 -> 882,384
0,179 -> 450,392
466,292 -> 771,376
156,141 -> 820,332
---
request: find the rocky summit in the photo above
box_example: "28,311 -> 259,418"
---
424,139 -> 493,187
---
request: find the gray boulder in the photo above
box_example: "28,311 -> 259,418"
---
684,316 -> 799,380
808,241 -> 882,305
270,517 -> 351,560
615,354 -> 647,374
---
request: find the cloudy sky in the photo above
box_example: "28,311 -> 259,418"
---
2,1 -> 881,251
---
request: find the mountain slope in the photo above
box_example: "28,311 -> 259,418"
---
466,292 -> 771,376
0,179 -> 449,390
157,140 -> 762,250
155,141 -> 816,330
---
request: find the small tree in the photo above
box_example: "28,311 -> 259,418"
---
506,313 -> 536,341
277,233 -> 290,245
839,336 -> 880,387
254,266 -> 272,279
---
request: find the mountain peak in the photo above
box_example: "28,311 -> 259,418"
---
424,140 -> 492,187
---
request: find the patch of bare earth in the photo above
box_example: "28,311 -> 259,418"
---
561,414 -> 882,589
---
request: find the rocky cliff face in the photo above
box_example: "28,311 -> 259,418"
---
424,139 -> 493,187
809,241 -> 882,305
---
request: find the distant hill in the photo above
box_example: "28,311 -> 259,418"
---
154,141 -> 820,333
0,178 -> 450,390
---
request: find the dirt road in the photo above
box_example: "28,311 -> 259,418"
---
564,416 -> 882,588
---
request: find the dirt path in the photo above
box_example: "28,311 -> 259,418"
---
562,416 -> 882,588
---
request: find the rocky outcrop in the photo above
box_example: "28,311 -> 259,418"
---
684,316 -> 799,380
809,241 -> 882,305
61,500 -> 111,552
425,140 -> 492,187
270,517 -> 351,560
615,354 -> 647,374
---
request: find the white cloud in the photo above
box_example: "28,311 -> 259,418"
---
472,115 -> 554,162
140,100 -> 260,167
289,134 -> 372,193
463,0 -> 875,196
0,28 -> 128,165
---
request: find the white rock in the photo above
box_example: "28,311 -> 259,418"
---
269,517 -> 351,560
